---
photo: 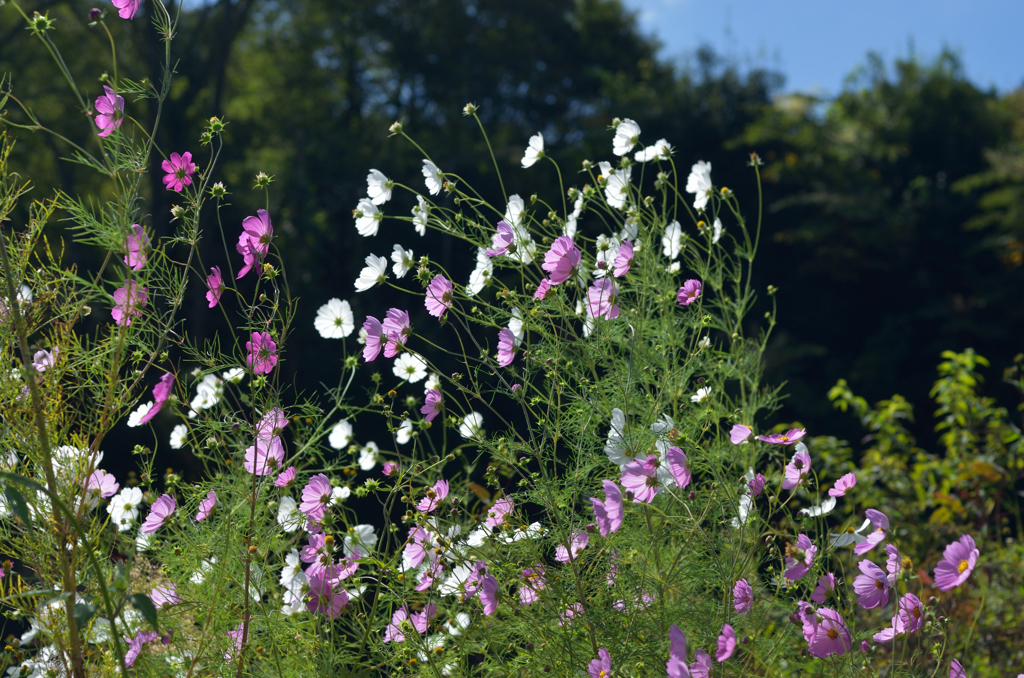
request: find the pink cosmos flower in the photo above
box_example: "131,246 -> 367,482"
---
717,624 -> 736,662
382,462 -> 399,476
161,152 -> 196,192
874,592 -> 924,643
533,278 -> 552,300
411,604 -> 436,634
853,509 -> 890,556
274,466 -> 296,488
242,209 -> 273,257
300,474 -> 333,522
124,225 -> 149,270
757,427 -> 806,445
235,231 -> 261,279
195,490 -> 217,521
677,279 -> 702,306
141,493 -> 175,533
496,327 -> 517,367
666,624 -> 688,678
807,607 -> 851,658
94,85 -> 124,136
518,566 -> 546,605
416,479 -> 449,513
811,572 -> 836,605
205,266 -> 224,308
138,372 -> 174,425
425,275 -> 453,318
666,446 -> 691,488
541,236 -> 581,285
621,454 -> 660,503
246,331 -> 278,375
590,479 -> 623,536
587,648 -> 611,678
730,424 -> 752,444
383,606 -> 409,643
733,578 -> 753,614
555,531 -> 589,563
486,220 -> 515,257
362,316 -> 386,362
111,0 -> 141,20
853,559 -> 890,609
748,472 -> 766,497
124,630 -> 159,667
86,470 -> 119,499
306,573 -> 348,618
690,649 -> 713,678
781,447 -> 812,490
150,584 -> 179,609
421,389 -> 442,423
784,533 -> 817,581
486,497 -> 514,528
257,407 -> 289,442
558,603 -> 583,626
612,240 -> 634,277
587,278 -> 620,320
382,308 -> 412,358
32,348 -> 56,372
885,543 -> 900,585
933,534 -> 979,592
950,659 -> 966,678
111,280 -> 147,326
479,574 -> 499,615
829,472 -> 857,497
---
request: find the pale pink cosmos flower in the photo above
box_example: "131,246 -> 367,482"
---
716,624 -> 736,662
757,427 -> 806,445
138,372 -> 174,425
111,280 -> 147,326
274,466 -> 296,488
86,470 -> 119,499
853,509 -> 890,556
533,278 -> 552,300
730,424 -> 752,444
558,603 -> 583,626
124,225 -> 149,270
811,572 -> 836,604
306,573 -> 348,618
424,275 -> 453,318
411,604 -> 436,634
416,479 -> 449,513
150,583 -> 179,608
587,649 -> 611,678
807,607 -> 851,658
621,453 -> 660,503
555,530 -> 589,563
124,630 -> 159,667
677,279 -> 701,306
781,446 -> 812,490
382,308 -> 411,358
246,331 -> 278,375
479,574 -> 499,615
666,446 -> 691,488
161,152 -> 196,192
829,472 -> 857,497
257,408 -> 289,442
486,220 -> 515,257
587,278 -> 620,320
950,659 -> 966,678
111,0 -> 141,20
690,649 -> 713,678
933,534 -> 979,592
590,479 -> 623,536
362,316 -> 386,362
853,558 -> 890,609
612,240 -> 634,277
518,566 -> 546,605
300,474 -> 333,522
140,494 -> 175,533
421,388 -> 442,423
885,543 -> 900,585
383,607 -> 409,643
496,327 -> 517,367
382,462 -> 399,476
874,592 -> 924,643
733,578 -> 753,614
195,490 -> 217,521
244,436 -> 284,475
541,236 -> 581,285
224,623 -> 245,661
784,533 -> 817,581
486,497 -> 514,528
205,266 -> 224,308
665,625 -> 688,678
94,85 -> 124,136
32,348 -> 56,372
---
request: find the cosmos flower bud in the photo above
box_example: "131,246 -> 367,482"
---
89,7 -> 102,21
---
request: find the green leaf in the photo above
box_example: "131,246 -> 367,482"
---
3,484 -> 31,529
128,594 -> 159,632
73,600 -> 98,629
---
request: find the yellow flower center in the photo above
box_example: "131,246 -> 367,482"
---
827,628 -> 838,640
957,559 -> 969,574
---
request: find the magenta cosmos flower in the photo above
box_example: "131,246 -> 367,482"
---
111,280 -> 147,326
486,497 -> 514,528
933,534 -> 979,592
829,472 -> 857,497
124,224 -> 149,271
518,566 -> 546,605
587,278 -> 620,320
497,327 -> 517,367
94,85 -> 124,137
195,490 -> 217,521
730,424 -> 752,444
555,530 -> 589,563
161,152 -> 196,192
747,472 -> 766,497
807,607 -> 851,658
244,436 -> 285,475
138,372 -> 174,425
621,453 -> 661,503
950,659 -> 966,678
416,479 -> 449,513
587,649 -> 611,678
854,508 -> 890,556
421,388 -> 442,423
306,573 -> 349,619
382,308 -> 411,357
758,427 -> 806,445
784,533 -> 817,581
246,331 -> 278,375
382,462 -> 399,476
205,266 -> 224,308
677,279 -> 701,306
486,220 -> 515,257
853,558 -> 890,609
781,446 -> 812,490
425,275 -> 453,318
590,479 -> 623,536
612,240 -> 634,277
541,236 -> 581,285
111,0 -> 141,19
140,493 -> 175,533
717,623 -> 736,662
300,473 -> 333,522
733,578 -> 753,614
235,209 -> 273,278
533,278 -> 552,300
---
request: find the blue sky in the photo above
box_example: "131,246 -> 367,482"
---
620,0 -> 1024,95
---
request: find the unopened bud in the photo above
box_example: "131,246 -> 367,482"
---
88,7 -> 101,21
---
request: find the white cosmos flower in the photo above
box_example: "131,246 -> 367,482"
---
504,194 -> 536,265
366,169 -> 393,205
189,374 -> 223,418
499,521 -> 545,544
459,412 -> 484,439
799,496 -> 837,518
620,215 -> 639,241
344,524 -> 377,557
731,495 -> 754,529
612,118 -> 641,156
521,132 -> 544,168
593,234 -> 620,279
446,612 -> 471,636
354,198 -> 382,237
831,518 -> 873,548
666,261 -> 681,274
354,254 -> 388,292
279,549 -> 304,589
509,307 -> 524,342
686,160 -> 713,211
691,386 -> 712,403
634,138 -> 672,163
222,367 -> 246,383
712,217 -> 723,245
276,496 -> 302,533
314,298 -> 355,338
391,244 -> 415,279
697,336 -> 711,350
107,487 -> 143,532
412,196 -> 429,236
169,424 -> 188,450
425,373 -> 441,393
466,247 -> 492,297
393,353 -> 428,383
136,530 -> 153,552
127,402 -> 153,428
565,192 -> 584,237
330,486 -> 352,505
422,159 -> 443,195
358,442 -> 378,471
329,419 -> 354,449
190,558 -> 216,584
598,161 -> 631,210
662,220 -> 684,260
604,408 -> 631,467
396,419 -> 414,445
